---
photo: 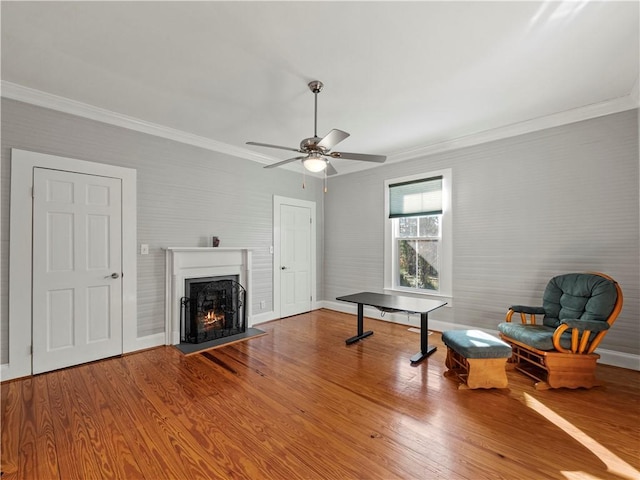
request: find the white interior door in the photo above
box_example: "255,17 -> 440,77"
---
280,203 -> 311,317
32,168 -> 123,374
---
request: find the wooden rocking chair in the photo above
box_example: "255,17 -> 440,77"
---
497,272 -> 623,390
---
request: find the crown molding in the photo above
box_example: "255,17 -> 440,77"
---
2,80 -> 637,170
389,94 -> 639,164
0,81 -> 276,164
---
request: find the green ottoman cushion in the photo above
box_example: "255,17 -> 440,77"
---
442,330 -> 512,359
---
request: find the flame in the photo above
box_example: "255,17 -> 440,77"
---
202,310 -> 224,329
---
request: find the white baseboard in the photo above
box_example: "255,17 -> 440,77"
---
250,311 -> 279,326
319,301 -> 640,371
3,306 -> 636,381
128,332 -> 165,353
1,362 -> 31,382
250,302 -> 321,326
594,349 -> 640,371
1,332 -> 166,382
321,300 -> 457,330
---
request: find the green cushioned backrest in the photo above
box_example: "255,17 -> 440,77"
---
542,273 -> 617,328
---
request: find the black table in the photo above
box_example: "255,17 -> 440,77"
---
336,292 -> 447,364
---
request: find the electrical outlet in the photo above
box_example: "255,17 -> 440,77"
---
260,300 -> 266,310
140,244 -> 149,255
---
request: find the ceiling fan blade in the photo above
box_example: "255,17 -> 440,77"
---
264,156 -> 306,169
317,129 -> 350,150
325,162 -> 338,176
330,151 -> 387,163
247,141 -> 302,153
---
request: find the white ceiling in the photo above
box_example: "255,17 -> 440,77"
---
1,1 -> 639,175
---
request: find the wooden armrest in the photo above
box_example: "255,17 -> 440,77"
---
552,321 -> 608,354
510,305 -> 546,315
506,306 -> 545,325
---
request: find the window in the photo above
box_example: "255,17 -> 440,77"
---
384,170 -> 452,299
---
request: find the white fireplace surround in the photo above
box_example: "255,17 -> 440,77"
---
165,247 -> 252,345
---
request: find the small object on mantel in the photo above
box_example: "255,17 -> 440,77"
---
212,236 -> 220,247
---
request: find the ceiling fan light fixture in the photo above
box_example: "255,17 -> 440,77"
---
303,153 -> 327,173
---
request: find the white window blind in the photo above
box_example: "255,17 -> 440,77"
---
388,176 -> 443,218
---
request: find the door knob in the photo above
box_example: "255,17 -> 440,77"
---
281,266 -> 287,270
105,272 -> 120,279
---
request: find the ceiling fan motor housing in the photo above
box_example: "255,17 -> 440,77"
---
300,136 -> 326,153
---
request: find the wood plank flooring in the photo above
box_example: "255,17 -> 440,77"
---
2,309 -> 639,479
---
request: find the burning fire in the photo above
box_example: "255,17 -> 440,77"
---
202,310 -> 224,329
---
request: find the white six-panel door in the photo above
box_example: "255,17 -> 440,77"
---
280,203 -> 311,317
32,168 -> 123,374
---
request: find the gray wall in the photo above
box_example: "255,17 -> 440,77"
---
324,109 -> 639,355
2,98 -> 638,364
1,98 -> 325,363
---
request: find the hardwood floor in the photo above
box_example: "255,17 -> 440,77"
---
2,309 -> 639,480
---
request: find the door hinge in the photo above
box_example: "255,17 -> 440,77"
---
31,186 -> 34,198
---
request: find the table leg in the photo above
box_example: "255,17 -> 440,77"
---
345,303 -> 374,345
410,312 -> 437,363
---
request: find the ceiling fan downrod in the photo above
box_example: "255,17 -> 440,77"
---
308,80 -> 323,139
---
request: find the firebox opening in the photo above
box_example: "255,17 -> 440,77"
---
181,276 -> 246,344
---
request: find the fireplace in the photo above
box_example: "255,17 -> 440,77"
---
165,247 -> 252,345
181,276 -> 246,343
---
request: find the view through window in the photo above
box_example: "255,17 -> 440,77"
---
396,215 -> 441,291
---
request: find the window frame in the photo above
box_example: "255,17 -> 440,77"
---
384,169 -> 452,302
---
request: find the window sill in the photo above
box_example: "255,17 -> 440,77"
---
383,288 -> 453,307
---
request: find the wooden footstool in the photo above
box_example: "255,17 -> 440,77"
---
442,330 -> 512,389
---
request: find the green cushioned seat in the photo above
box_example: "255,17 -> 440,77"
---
497,322 -> 574,351
442,330 -> 512,359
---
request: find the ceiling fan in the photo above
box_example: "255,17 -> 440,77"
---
247,80 -> 386,176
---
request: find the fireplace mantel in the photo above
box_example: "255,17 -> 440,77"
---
165,247 -> 252,345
